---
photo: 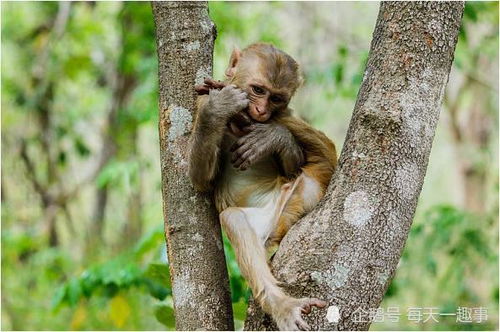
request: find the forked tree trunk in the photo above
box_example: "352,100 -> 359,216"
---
245,2 -> 464,330
152,2 -> 234,330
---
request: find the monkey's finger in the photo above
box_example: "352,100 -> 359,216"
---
231,146 -> 247,164
231,112 -> 252,128
231,138 -> 252,154
237,99 -> 249,110
233,150 -> 253,168
230,142 -> 239,153
230,140 -> 247,153
236,93 -> 249,106
238,154 -> 256,170
234,148 -> 255,168
233,142 -> 256,164
194,84 -> 210,95
296,319 -> 310,331
309,298 -> 328,308
301,304 -> 311,314
204,77 -> 226,89
240,125 -> 254,134
230,143 -> 249,161
203,77 -> 215,84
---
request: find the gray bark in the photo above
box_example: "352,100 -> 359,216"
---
245,2 -> 464,330
152,2 -> 234,330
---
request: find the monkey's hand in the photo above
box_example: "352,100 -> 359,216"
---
230,122 -> 303,172
206,84 -> 249,123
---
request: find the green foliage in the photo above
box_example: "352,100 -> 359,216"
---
456,2 -> 498,72
133,228 -> 166,260
96,159 -> 141,189
53,228 -> 168,305
50,226 -> 174,328
376,204 -> 498,330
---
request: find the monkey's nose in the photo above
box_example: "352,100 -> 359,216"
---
256,107 -> 265,115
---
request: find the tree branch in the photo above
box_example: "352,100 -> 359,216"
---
152,2 -> 234,330
245,2 -> 464,330
19,139 -> 49,204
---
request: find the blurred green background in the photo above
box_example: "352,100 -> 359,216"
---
1,2 -> 498,330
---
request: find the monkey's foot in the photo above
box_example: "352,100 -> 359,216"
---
272,297 -> 327,331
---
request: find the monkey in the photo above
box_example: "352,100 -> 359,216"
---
188,43 -> 337,331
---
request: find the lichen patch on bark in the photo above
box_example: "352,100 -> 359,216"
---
393,163 -> 420,200
167,105 -> 193,142
343,191 -> 373,227
172,271 -> 196,308
311,264 -> 350,290
326,305 -> 341,323
185,40 -> 201,52
193,232 -> 204,242
195,66 -> 211,85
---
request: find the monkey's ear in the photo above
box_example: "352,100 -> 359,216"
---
225,48 -> 241,78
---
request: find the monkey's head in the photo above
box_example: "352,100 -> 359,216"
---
225,43 -> 303,123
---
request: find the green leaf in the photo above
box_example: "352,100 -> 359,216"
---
464,3 -> 478,22
144,263 -> 171,288
74,137 -> 90,157
51,285 -> 67,311
332,63 -> 344,84
154,304 -> 175,328
232,300 -> 247,321
67,278 -> 83,306
57,151 -> 67,165
133,226 -> 164,259
338,45 -> 348,58
80,270 -> 100,298
144,279 -> 170,301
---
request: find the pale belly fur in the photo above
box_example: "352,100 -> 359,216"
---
214,133 -> 284,212
214,133 -> 322,243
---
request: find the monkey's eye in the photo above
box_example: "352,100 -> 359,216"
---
252,85 -> 265,95
270,95 -> 284,103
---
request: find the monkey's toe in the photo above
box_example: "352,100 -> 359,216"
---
274,297 -> 326,331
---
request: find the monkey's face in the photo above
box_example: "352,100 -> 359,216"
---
226,44 -> 302,122
245,83 -> 288,122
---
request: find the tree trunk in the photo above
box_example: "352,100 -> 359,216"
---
123,128 -> 143,244
90,184 -> 109,244
152,2 -> 234,330
446,80 -> 492,213
245,2 -> 464,330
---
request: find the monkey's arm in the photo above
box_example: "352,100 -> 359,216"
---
188,86 -> 249,192
230,120 -> 304,177
277,113 -> 338,188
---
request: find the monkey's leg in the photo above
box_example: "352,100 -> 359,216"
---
220,203 -> 325,330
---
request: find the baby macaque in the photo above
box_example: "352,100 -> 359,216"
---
189,43 -> 337,330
